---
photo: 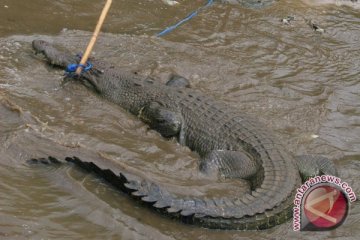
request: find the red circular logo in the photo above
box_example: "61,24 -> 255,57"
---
303,185 -> 348,229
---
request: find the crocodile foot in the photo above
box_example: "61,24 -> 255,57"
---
296,154 -> 338,181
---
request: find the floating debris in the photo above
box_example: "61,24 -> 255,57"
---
162,0 -> 179,6
311,134 -> 319,139
309,21 -> 325,33
281,16 -> 295,25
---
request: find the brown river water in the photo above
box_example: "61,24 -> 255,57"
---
0,0 -> 359,239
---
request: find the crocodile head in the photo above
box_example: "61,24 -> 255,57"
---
32,40 -> 78,68
32,39 -> 103,93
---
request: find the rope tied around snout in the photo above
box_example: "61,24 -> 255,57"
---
65,54 -> 93,77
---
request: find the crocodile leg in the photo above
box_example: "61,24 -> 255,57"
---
295,155 -> 338,181
199,150 -> 260,180
165,74 -> 190,88
138,101 -> 182,138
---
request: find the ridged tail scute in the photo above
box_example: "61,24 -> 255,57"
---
65,156 -> 294,230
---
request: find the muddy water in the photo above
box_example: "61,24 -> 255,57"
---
0,0 -> 359,239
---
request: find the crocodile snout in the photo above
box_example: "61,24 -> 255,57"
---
31,39 -> 78,68
32,39 -> 49,54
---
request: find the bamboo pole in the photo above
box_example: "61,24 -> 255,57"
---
75,0 -> 112,75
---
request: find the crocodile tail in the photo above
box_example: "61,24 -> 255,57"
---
65,156 -> 294,230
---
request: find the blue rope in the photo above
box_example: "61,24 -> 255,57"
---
65,54 -> 93,76
157,0 -> 214,37
66,62 -> 93,73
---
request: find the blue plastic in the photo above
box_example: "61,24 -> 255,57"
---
66,61 -> 93,74
157,0 -> 214,37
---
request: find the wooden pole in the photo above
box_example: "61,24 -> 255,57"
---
75,0 -> 112,75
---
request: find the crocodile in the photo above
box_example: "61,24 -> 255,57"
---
31,39 -> 337,230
